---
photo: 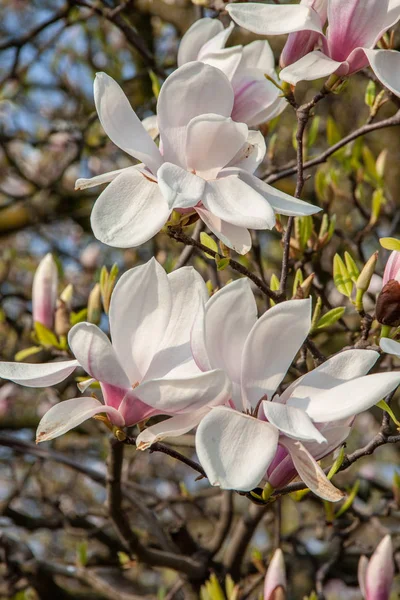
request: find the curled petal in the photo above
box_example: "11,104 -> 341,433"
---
136,409 -> 209,449
75,167 -> 131,191
280,51 -> 345,85
196,206 -> 252,255
0,359 -> 78,388
157,162 -> 206,209
196,406 -> 279,491
226,3 -> 324,36
178,18 -> 224,65
364,48 -> 400,98
263,401 -> 326,443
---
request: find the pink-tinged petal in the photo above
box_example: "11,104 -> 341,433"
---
281,349 -> 379,405
109,258 -> 172,383
94,72 -> 163,175
229,169 -> 321,216
358,555 -> 368,599
227,130 -> 266,174
32,253 -> 58,330
196,206 -> 252,254
75,167 -> 131,191
264,548 -> 287,600
201,47 -> 242,82
227,3 -> 324,36
263,401 -> 326,443
281,438 -> 344,502
280,51 -> 345,85
115,389 -> 158,426
231,71 -> 284,127
198,22 -> 235,59
280,0 -> 327,68
364,48 -> 400,98
36,397 -> 125,442
383,250 -> 400,285
157,62 -> 234,168
288,371 -> 400,422
239,40 -> 275,74
241,299 -> 312,411
0,359 -> 78,388
178,18 -> 224,66
202,278 -> 257,386
365,535 -> 394,600
91,168 -> 170,248
380,336 -> 400,356
145,267 -> 208,380
196,406 -> 279,491
136,408 -> 209,449
327,0 -> 391,61
68,323 -> 130,391
204,176 -> 276,229
133,369 -> 231,414
186,114 -> 248,180
157,162 -> 206,209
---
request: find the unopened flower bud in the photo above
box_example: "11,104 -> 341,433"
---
87,283 -> 102,325
358,535 -> 394,600
376,280 -> 400,327
32,253 -> 58,330
264,548 -> 287,600
60,283 -> 73,308
54,299 -> 71,337
356,252 -> 378,293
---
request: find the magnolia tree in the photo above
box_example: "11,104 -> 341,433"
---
1,0 -> 400,598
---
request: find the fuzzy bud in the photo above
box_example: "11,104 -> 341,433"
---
376,280 -> 400,327
32,253 -> 58,330
264,549 -> 287,600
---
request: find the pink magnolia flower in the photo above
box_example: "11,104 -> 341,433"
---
0,259 -> 231,442
192,279 -> 400,499
264,548 -> 287,600
358,535 -> 394,600
227,0 -> 400,92
32,253 -> 58,330
178,18 -> 287,127
75,63 -> 320,255
383,250 -> 400,285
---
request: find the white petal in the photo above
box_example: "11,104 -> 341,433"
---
136,409 -> 209,449
109,258 -> 172,383
231,72 -> 284,128
157,162 -> 205,209
380,336 -> 400,356
228,169 -> 321,216
134,370 -> 231,413
68,323 -> 130,389
190,301 -> 212,373
280,51 -> 344,85
36,397 -> 125,442
264,548 -> 287,600
281,349 -> 379,404
94,72 -> 163,174
281,438 -> 344,502
358,555 -> 368,599
366,535 -> 394,599
204,176 -> 276,229
198,22 -> 235,59
202,278 -> 257,386
75,167 -> 130,191
364,48 -> 400,98
195,406 -> 279,491
186,114 -> 248,180
177,18 -> 224,66
157,62 -> 234,168
91,168 -> 170,248
227,130 -> 266,174
201,46 -> 243,81
0,359 -> 78,388
141,114 -> 159,140
241,299 -> 312,410
196,206 -> 252,254
226,3 -> 324,36
240,40 -> 275,74
263,401 -> 326,443
145,267 -> 208,379
288,371 -> 400,422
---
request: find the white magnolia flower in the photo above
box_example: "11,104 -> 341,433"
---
227,0 -> 400,93
192,278 -> 400,499
75,63 -> 320,255
178,18 -> 287,127
0,259 -> 231,442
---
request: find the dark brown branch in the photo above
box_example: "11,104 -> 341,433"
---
207,490 -> 234,557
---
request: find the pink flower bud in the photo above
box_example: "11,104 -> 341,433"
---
32,253 -> 58,330
264,548 -> 287,600
280,0 -> 328,68
358,535 -> 394,600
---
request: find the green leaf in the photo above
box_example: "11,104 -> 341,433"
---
362,145 -> 380,184
344,252 -> 360,283
333,254 -> 353,297
365,80 -> 376,107
70,308 -> 88,326
292,269 -> 304,297
379,237 -> 400,251
327,446 -> 345,479
34,322 -> 59,349
307,116 -> 320,148
377,399 -> 400,427
200,232 -> 218,259
76,540 -> 88,567
149,70 -> 161,98
316,307 -> 345,330
14,346 -> 43,362
371,188 -> 386,225
335,479 -> 360,518
326,116 -> 341,146
216,257 -> 230,271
